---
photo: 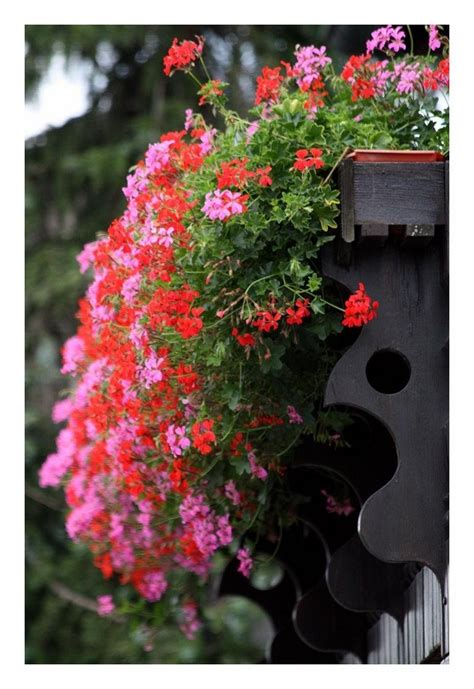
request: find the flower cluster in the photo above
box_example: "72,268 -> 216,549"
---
237,547 -> 253,577
41,26 -> 447,638
179,600 -> 202,639
255,66 -> 284,105
293,44 -> 332,88
286,298 -> 311,325
366,25 -> 406,54
340,25 -> 449,101
428,25 -> 442,52
163,36 -> 204,76
202,189 -> 248,221
293,148 -> 325,171
39,125 -> 236,618
342,283 -> 379,328
216,158 -> 272,189
97,594 -> 115,616
423,58 -> 449,91
321,490 -> 355,516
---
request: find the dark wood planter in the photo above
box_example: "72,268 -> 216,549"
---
338,151 -> 447,255
216,153 -> 449,665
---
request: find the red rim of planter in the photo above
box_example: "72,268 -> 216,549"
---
346,149 -> 445,162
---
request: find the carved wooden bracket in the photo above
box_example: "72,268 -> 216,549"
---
322,159 -> 449,585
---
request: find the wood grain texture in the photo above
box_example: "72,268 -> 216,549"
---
442,563 -> 449,657
368,614 -> 400,663
366,568 -> 442,664
353,162 -> 446,225
338,158 -> 355,243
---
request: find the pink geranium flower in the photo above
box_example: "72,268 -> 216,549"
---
97,595 -> 115,616
428,25 -> 441,52
237,547 -> 253,577
321,490 -> 355,516
287,405 -> 303,424
248,451 -> 268,480
201,189 -> 248,221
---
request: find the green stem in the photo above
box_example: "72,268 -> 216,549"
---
186,70 -> 204,89
257,518 -> 283,564
245,490 -> 267,535
220,412 -> 242,443
199,55 -> 212,83
199,455 -> 221,479
407,25 -> 414,57
152,515 -> 181,528
246,424 -> 281,433
203,308 -> 239,330
276,431 -> 302,457
319,297 -> 344,313
244,272 -> 280,296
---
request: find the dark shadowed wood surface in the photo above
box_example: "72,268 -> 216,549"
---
321,240 -> 448,583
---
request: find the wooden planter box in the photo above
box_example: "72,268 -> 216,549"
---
338,154 -> 448,262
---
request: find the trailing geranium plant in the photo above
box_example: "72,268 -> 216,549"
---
39,25 -> 448,646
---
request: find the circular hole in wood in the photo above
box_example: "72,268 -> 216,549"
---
366,349 -> 411,394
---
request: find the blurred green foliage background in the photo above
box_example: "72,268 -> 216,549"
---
27,24 -> 432,663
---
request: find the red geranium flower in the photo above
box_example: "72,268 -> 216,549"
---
342,282 -> 379,327
191,419 -> 216,455
286,298 -> 311,325
232,327 -> 256,347
163,36 -> 204,76
341,54 -> 371,82
252,310 -> 282,332
217,158 -> 253,189
255,66 -> 284,105
255,166 -> 272,186
293,148 -> 325,171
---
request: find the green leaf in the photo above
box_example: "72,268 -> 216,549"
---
310,297 -> 326,315
307,274 -> 322,292
227,389 -> 241,411
260,340 -> 286,373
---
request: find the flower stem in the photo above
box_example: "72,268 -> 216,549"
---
407,25 -> 414,57
244,272 -> 280,296
276,431 -> 302,457
319,297 -> 344,313
257,517 -> 283,564
187,71 -> 204,89
199,56 -> 212,83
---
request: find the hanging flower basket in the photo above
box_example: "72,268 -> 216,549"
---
39,25 -> 449,650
